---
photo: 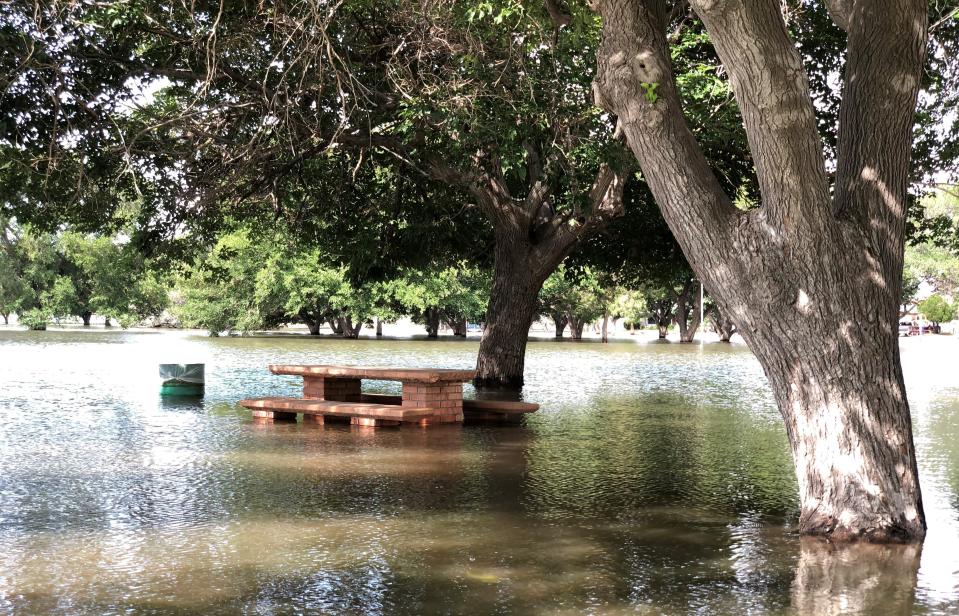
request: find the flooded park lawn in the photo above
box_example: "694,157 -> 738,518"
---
1,329 -> 958,614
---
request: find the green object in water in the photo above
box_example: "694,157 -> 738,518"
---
159,364 -> 205,396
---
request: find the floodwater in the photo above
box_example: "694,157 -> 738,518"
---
0,329 -> 957,615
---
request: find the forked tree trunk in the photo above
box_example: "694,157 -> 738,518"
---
594,0 -> 927,540
710,305 -> 737,342
449,316 -> 468,337
430,149 -> 626,390
1,313 -> 8,325
673,279 -> 701,343
568,316 -> 586,340
656,322 -> 668,339
328,319 -> 342,335
552,312 -> 568,338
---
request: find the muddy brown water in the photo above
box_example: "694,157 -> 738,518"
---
1,329 -> 957,614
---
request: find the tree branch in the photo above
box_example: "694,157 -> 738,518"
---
830,0 -> 927,286
689,0 -> 830,230
593,0 -> 740,275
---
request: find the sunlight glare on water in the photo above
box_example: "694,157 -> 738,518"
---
0,328 -> 958,614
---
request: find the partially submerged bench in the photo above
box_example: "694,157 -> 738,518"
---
359,393 -> 538,424
239,363 -> 539,428
239,397 -> 435,427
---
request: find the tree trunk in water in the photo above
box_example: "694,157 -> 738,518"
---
1,313 -> 8,325
569,317 -> 585,340
328,319 -> 342,335
656,321 -> 669,339
552,312 -> 568,338
450,316 -> 467,337
710,305 -> 737,342
424,308 -> 440,338
299,310 -> 321,335
601,311 -> 609,343
81,311 -> 92,327
104,316 -> 112,328
337,316 -> 361,339
376,319 -> 383,336
673,279 -> 701,343
474,240 -> 547,389
593,0 -> 928,540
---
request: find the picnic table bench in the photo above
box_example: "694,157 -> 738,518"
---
238,364 -> 538,427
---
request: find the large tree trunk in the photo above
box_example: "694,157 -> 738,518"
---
431,148 -> 626,390
594,0 -> 927,540
474,238 -> 544,388
81,311 -> 92,327
299,310 -> 321,335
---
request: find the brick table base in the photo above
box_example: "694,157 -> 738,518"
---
402,382 -> 464,425
303,376 -> 362,402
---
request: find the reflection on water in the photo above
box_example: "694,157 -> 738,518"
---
0,328 -> 958,614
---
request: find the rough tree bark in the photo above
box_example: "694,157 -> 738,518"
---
81,311 -> 92,327
594,0 -> 927,540
431,156 -> 627,388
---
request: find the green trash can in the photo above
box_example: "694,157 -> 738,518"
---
159,363 -> 205,396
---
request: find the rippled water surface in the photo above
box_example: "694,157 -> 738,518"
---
1,329 -> 958,614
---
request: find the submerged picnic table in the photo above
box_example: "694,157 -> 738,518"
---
239,364 -> 539,427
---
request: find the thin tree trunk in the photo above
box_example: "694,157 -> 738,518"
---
1,313 -> 8,325
601,311 -> 609,343
376,318 -> 383,336
104,316 -> 112,328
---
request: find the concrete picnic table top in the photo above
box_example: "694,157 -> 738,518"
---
268,364 -> 477,384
